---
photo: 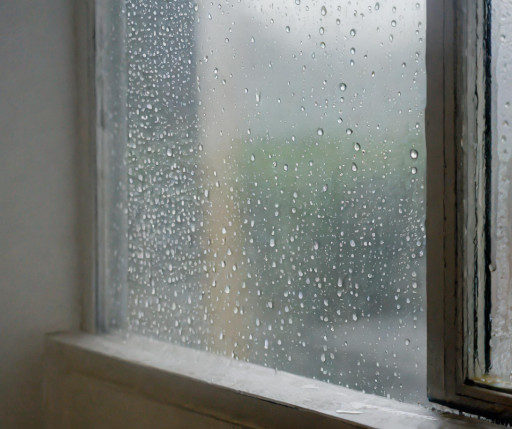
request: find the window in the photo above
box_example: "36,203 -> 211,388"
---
83,0 -> 512,424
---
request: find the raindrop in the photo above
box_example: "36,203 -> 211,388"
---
317,128 -> 324,136
321,5 -> 327,16
339,83 -> 347,91
350,29 -> 356,37
410,149 -> 418,159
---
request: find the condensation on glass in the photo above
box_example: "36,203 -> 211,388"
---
100,0 -> 427,403
489,0 -> 512,385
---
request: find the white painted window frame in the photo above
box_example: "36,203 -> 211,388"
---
66,0 -> 512,426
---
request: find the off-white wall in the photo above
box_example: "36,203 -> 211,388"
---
0,1 -> 80,427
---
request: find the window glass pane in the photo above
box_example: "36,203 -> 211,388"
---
104,0 -> 427,403
489,0 -> 512,386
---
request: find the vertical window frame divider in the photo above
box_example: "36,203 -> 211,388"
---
427,0 -> 512,422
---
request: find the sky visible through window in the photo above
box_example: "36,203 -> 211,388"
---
110,0 -> 427,403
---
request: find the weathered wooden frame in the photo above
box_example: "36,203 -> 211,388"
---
426,0 -> 512,422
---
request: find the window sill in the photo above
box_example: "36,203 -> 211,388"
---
44,332 -> 500,428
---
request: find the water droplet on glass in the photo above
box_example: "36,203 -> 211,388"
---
321,5 -> 327,16
285,26 -> 290,33
317,128 -> 324,136
410,149 -> 418,159
350,29 -> 356,37
346,128 -> 353,135
351,163 -> 358,172
354,142 -> 361,151
339,83 -> 347,91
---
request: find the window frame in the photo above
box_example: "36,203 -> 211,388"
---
74,0 -> 512,423
426,0 -> 512,422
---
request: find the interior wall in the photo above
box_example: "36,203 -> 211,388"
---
0,1 -> 80,427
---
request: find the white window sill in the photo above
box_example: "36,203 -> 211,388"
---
44,332 -> 501,428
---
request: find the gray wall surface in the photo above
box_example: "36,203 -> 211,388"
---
0,1 -> 80,427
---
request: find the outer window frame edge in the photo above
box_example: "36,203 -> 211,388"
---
426,0 -> 512,422
75,0 -> 98,334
